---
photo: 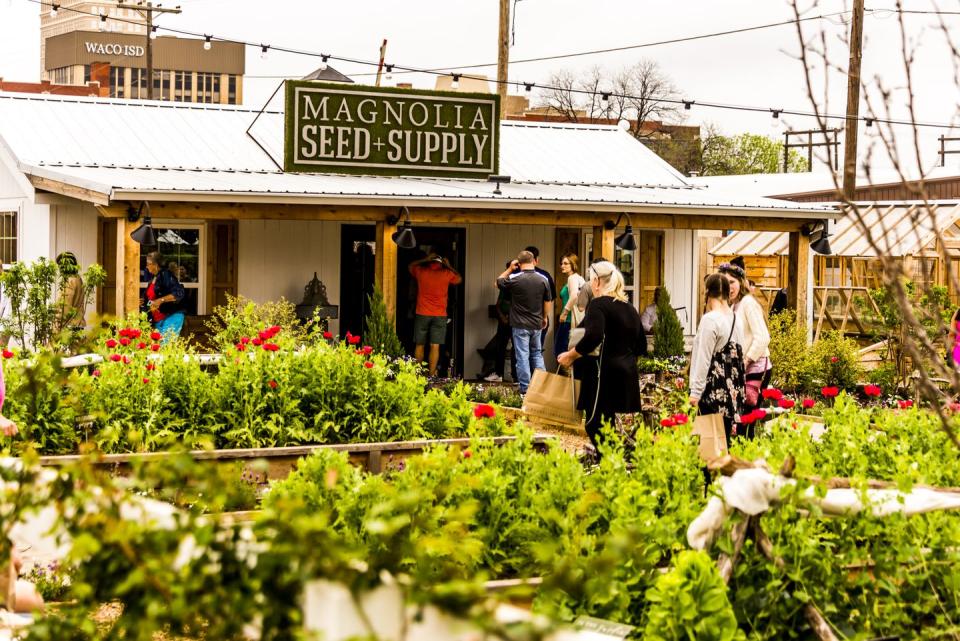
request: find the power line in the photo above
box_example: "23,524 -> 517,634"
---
22,0 -> 960,131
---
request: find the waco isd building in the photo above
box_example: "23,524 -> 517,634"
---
0,84 -> 831,376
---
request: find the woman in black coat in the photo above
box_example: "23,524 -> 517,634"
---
557,260 -> 646,453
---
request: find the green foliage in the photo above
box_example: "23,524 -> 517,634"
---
1,258 -> 106,352
364,285 -> 404,358
205,293 -> 309,351
767,310 -> 814,394
643,550 -> 744,641
701,133 -> 808,176
467,383 -> 523,408
2,350 -> 78,454
652,288 -> 685,359
23,560 -> 73,602
769,312 -> 864,393
810,330 -> 864,392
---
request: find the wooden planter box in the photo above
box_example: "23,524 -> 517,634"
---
37,435 -> 554,481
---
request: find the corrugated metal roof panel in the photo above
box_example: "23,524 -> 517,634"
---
710,202 -> 960,257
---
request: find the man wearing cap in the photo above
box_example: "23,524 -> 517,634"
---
409,253 -> 462,377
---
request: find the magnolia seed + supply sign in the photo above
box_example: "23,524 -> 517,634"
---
284,81 -> 499,178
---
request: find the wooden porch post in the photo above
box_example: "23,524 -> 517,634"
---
375,220 -> 398,322
787,230 -> 810,327
592,225 -> 615,262
116,219 -> 141,317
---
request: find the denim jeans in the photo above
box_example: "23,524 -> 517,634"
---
512,327 -> 545,394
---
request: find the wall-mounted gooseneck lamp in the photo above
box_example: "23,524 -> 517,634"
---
128,201 -> 157,245
604,212 -> 638,252
388,206 -> 417,249
806,220 -> 833,255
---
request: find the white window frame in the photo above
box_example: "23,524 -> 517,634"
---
584,230 -> 640,308
139,221 -> 207,314
0,211 -> 18,267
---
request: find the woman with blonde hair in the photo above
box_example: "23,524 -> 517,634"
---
558,260 -> 646,455
555,253 -> 586,357
717,261 -> 771,439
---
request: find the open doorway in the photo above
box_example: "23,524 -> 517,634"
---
395,227 -> 466,378
339,225 -> 376,340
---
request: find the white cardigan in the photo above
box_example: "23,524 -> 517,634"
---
689,309 -> 743,400
734,294 -> 770,363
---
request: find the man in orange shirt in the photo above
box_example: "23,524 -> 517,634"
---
409,253 -> 463,376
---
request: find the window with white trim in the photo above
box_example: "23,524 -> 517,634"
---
0,212 -> 17,265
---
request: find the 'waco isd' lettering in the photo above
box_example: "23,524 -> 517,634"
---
283,81 -> 499,178
83,42 -> 145,57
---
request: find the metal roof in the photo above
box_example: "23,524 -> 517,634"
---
710,202 -> 960,257
0,92 -> 832,215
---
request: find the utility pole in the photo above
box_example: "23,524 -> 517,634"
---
119,1 -> 182,100
375,39 -> 388,87
497,0 -> 510,118
842,0 -> 865,200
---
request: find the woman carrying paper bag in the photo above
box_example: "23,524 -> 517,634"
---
689,274 -> 745,448
557,261 -> 646,455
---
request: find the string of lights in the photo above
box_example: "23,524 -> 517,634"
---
27,0 -> 960,131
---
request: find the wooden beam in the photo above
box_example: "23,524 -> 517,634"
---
787,231 -> 810,328
28,175 -> 110,206
118,219 -> 141,318
97,202 -> 814,233
375,221 -> 398,324
592,225 -> 615,262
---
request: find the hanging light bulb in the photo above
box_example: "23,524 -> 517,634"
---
50,3 -> 59,17
149,25 -> 157,40
683,100 -> 693,111
260,44 -> 269,60
770,109 -> 782,130
384,64 -> 393,80
865,118 -> 874,128
451,74 -> 460,89
203,35 -> 212,51
319,54 -> 328,71
524,82 -> 533,93
98,11 -> 108,31
601,92 -> 610,109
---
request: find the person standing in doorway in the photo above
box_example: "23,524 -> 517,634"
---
556,253 -> 585,357
496,251 -> 553,395
141,251 -> 187,342
409,253 -> 462,377
524,246 -> 556,348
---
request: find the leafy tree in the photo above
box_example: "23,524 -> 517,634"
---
652,288 -> 685,358
364,286 -> 404,358
701,131 -> 809,176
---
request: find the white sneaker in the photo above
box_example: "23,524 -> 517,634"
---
483,373 -> 503,382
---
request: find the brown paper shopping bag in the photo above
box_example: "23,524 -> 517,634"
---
691,413 -> 728,462
521,368 -> 582,428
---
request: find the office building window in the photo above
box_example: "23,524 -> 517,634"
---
161,70 -> 171,100
83,65 -> 91,84
228,75 -> 236,104
0,213 -> 17,265
174,71 -> 184,101
212,74 -> 220,103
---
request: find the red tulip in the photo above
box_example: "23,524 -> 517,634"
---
145,363 -> 156,371
762,388 -> 783,401
142,377 -> 150,384
739,412 -> 756,424
322,331 -> 333,340
129,329 -> 142,339
1,349 -> 13,359
347,333 -> 361,345
660,417 -> 677,428
118,328 -> 131,338
361,345 -> 374,356
898,399 -> 914,409
105,339 -> 118,348
778,398 -> 795,410
252,338 -> 263,346
92,369 -> 101,377
462,449 -> 472,458
473,404 -> 496,419
263,343 -> 280,352
110,354 -> 122,362
821,386 -> 840,398
268,325 -> 281,336
240,336 -> 251,344
363,361 -> 374,369
151,343 -> 161,352
259,330 -> 271,341
122,355 -> 132,365
119,338 -> 131,347
672,413 -> 689,425
830,356 -> 839,363
268,380 -> 278,389
802,398 -> 815,409
236,343 -> 246,351
754,409 -> 767,419
151,331 -> 162,341
137,342 -> 147,350
950,402 -> 960,412
863,384 -> 882,397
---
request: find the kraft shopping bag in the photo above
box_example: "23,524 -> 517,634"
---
522,369 -> 582,428
691,413 -> 728,462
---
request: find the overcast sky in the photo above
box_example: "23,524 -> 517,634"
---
2,0 -> 959,174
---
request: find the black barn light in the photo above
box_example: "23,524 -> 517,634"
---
389,206 -> 417,249
128,201 -> 157,245
605,213 -> 638,252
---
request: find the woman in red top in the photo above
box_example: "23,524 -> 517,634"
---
141,252 -> 187,342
